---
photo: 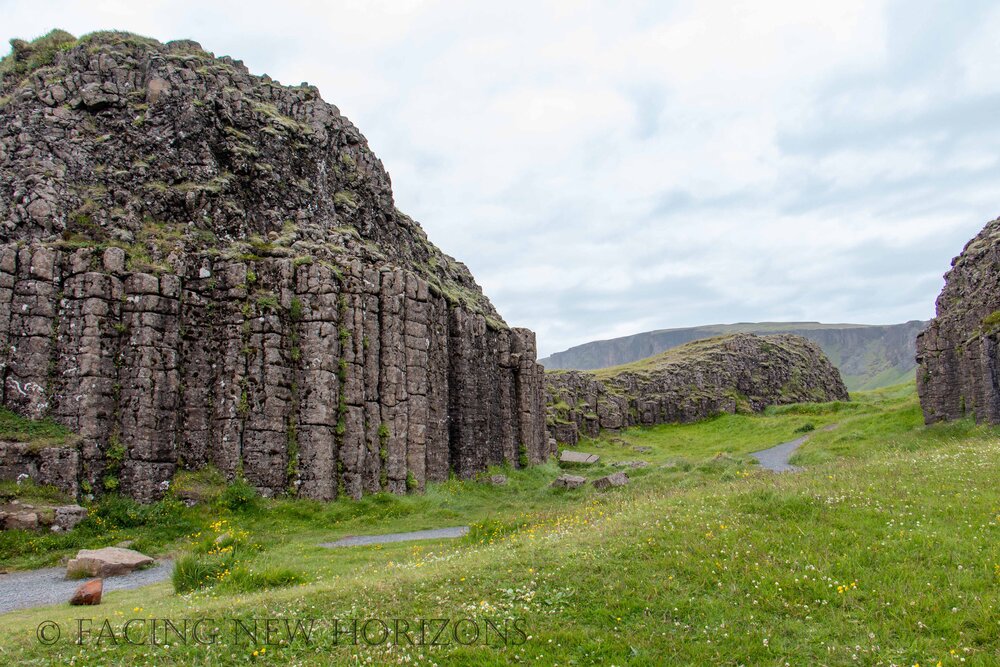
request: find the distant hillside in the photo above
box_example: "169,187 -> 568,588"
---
541,321 -> 928,391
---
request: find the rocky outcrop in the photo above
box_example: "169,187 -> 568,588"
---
917,217 -> 1000,424
541,321 -> 926,391
546,333 -> 849,445
0,31 -> 549,501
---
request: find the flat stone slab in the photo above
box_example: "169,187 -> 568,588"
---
320,526 -> 469,549
66,547 -> 154,579
559,450 -> 600,464
611,460 -> 649,469
0,560 -> 171,614
551,474 -> 587,489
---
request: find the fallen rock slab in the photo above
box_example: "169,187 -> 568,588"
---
611,460 -> 649,469
551,474 -> 587,489
66,547 -> 154,579
593,471 -> 629,490
559,450 -> 600,464
4,511 -> 38,530
70,578 -> 103,605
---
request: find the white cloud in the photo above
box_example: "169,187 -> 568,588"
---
2,1 -> 998,356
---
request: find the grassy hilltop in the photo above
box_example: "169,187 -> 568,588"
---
1,381 -> 998,665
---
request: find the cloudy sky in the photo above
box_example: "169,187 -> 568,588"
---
3,1 -> 999,356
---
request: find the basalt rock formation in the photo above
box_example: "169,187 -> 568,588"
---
0,30 -> 549,501
546,333 -> 849,445
917,217 -> 1000,424
541,321 -> 927,391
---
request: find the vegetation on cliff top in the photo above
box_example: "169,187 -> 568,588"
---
1,29 -> 505,326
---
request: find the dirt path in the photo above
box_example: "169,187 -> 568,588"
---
750,436 -> 808,472
320,526 -> 469,548
0,560 -> 173,615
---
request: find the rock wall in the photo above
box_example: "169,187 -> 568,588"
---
0,32 -> 550,501
916,217 -> 1000,424
0,243 -> 548,501
546,333 -> 849,445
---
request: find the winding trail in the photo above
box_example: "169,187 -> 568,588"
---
0,559 -> 173,615
319,526 -> 469,548
0,525 -> 474,614
750,424 -> 836,472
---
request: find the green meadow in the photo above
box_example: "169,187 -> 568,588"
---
1,381 -> 998,665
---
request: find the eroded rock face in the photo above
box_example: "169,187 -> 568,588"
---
546,333 -> 849,445
0,32 -> 550,501
916,217 -> 1000,424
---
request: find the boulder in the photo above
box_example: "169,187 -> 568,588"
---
70,578 -> 103,605
611,460 -> 649,469
551,474 -> 587,489
66,547 -> 154,579
54,505 -> 88,531
483,474 -> 507,486
4,511 -> 38,530
559,450 -> 600,464
593,471 -> 629,490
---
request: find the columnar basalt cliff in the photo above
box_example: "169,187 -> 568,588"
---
0,31 -> 549,501
916,217 -> 1000,424
546,333 -> 849,445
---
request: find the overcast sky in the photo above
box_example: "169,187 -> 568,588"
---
3,1 -> 999,356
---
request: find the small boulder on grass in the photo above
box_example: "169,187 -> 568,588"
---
70,578 -> 103,606
559,450 -> 600,464
552,474 -> 587,489
66,547 -> 154,579
484,474 -> 507,486
592,471 -> 629,490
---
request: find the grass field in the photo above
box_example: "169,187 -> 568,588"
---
0,381 -> 998,665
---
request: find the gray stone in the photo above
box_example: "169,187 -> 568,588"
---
66,547 -> 154,578
611,460 -> 649,469
54,505 -> 87,531
559,450 -> 600,464
4,512 -> 38,530
592,471 -> 629,490
551,474 -> 586,489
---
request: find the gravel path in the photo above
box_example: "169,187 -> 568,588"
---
0,560 -> 173,615
320,526 -> 469,548
750,436 -> 808,472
